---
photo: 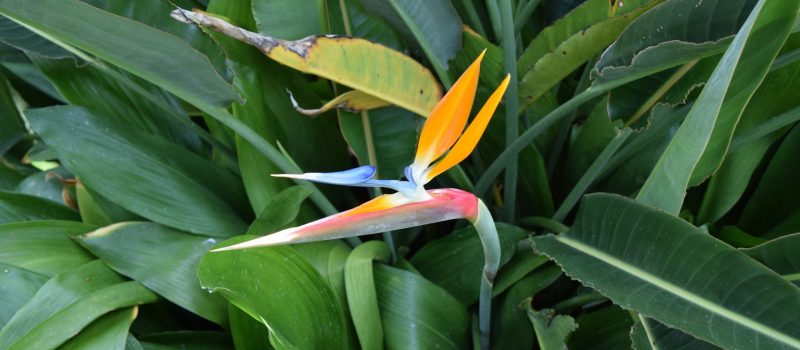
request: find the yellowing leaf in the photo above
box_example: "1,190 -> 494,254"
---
289,90 -> 391,116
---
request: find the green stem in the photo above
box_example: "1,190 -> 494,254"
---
513,0 -> 541,33
484,0 -> 502,42
499,0 -> 518,222
459,0 -> 488,38
472,199 -> 501,349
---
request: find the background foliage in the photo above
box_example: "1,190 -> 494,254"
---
0,0 -> 799,349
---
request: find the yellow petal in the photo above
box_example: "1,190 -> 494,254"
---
413,50 -> 484,168
424,74 -> 510,183
342,193 -> 411,217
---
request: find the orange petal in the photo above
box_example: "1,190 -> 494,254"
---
341,193 -> 411,217
424,74 -> 510,183
413,50 -> 484,168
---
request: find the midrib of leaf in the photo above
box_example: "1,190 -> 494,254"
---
552,235 -> 800,349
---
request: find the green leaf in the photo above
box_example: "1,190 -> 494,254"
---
592,0 -> 757,85
410,223 -> 527,305
75,222 -> 228,326
0,0 -> 237,108
339,107 -> 417,180
13,167 -> 71,205
526,305 -> 578,350
198,236 -> 346,349
75,181 -> 140,226
533,193 -> 800,349
344,241 -> 391,350
58,307 -> 138,350
636,0 -> 798,214
27,106 -> 248,236
292,90 -> 390,116
358,0 -> 462,83
252,0 -> 320,40
0,16 -> 70,58
137,331 -> 231,350
0,190 -> 79,223
30,55 -> 201,150
492,252 -> 550,296
0,220 -> 95,276
0,263 -> 47,328
517,0 -> 653,105
629,316 -> 718,350
741,233 -> 800,285
491,265 -> 562,350
0,260 -> 158,350
374,264 -> 470,349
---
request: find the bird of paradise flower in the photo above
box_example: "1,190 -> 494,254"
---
216,51 -> 509,348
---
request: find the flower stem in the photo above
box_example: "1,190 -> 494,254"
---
471,199 -> 501,349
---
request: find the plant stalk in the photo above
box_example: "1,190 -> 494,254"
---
499,0 -> 519,222
471,199 -> 501,349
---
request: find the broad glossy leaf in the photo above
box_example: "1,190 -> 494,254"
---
344,241 -> 391,350
533,193 -> 800,349
374,264 -> 469,349
0,263 -> 47,328
13,167 -> 70,204
700,79 -> 800,225
30,55 -> 201,150
28,106 -> 248,236
517,0 -> 652,105
59,307 -> 138,350
173,8 -> 442,117
0,190 -> 79,223
741,233 -> 800,285
358,0 -> 461,79
636,0 -> 797,214
198,236 -> 346,349
410,223 -> 527,305
0,0 -> 237,108
0,16 -> 69,58
0,220 -> 95,276
339,107 -> 417,180
75,222 -> 228,326
593,0 -> 757,85
0,261 -> 157,350
75,181 -> 141,226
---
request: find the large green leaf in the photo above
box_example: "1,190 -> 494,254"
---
27,106 -> 249,236
533,194 -> 800,349
568,306 -> 636,349
636,0 -> 797,214
75,222 -> 228,326
357,0 -> 461,82
198,236 -> 346,349
0,190 -> 79,223
228,304 -> 270,350
0,72 -> 24,155
374,264 -> 470,350
517,0 -> 652,105
0,220 -> 95,276
0,0 -> 236,108
0,263 -> 47,328
59,307 -> 138,350
526,307 -> 578,350
0,260 -> 158,350
410,223 -> 527,305
592,0 -> 757,85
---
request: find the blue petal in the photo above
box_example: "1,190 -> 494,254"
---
404,166 -> 417,186
274,165 -> 376,185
